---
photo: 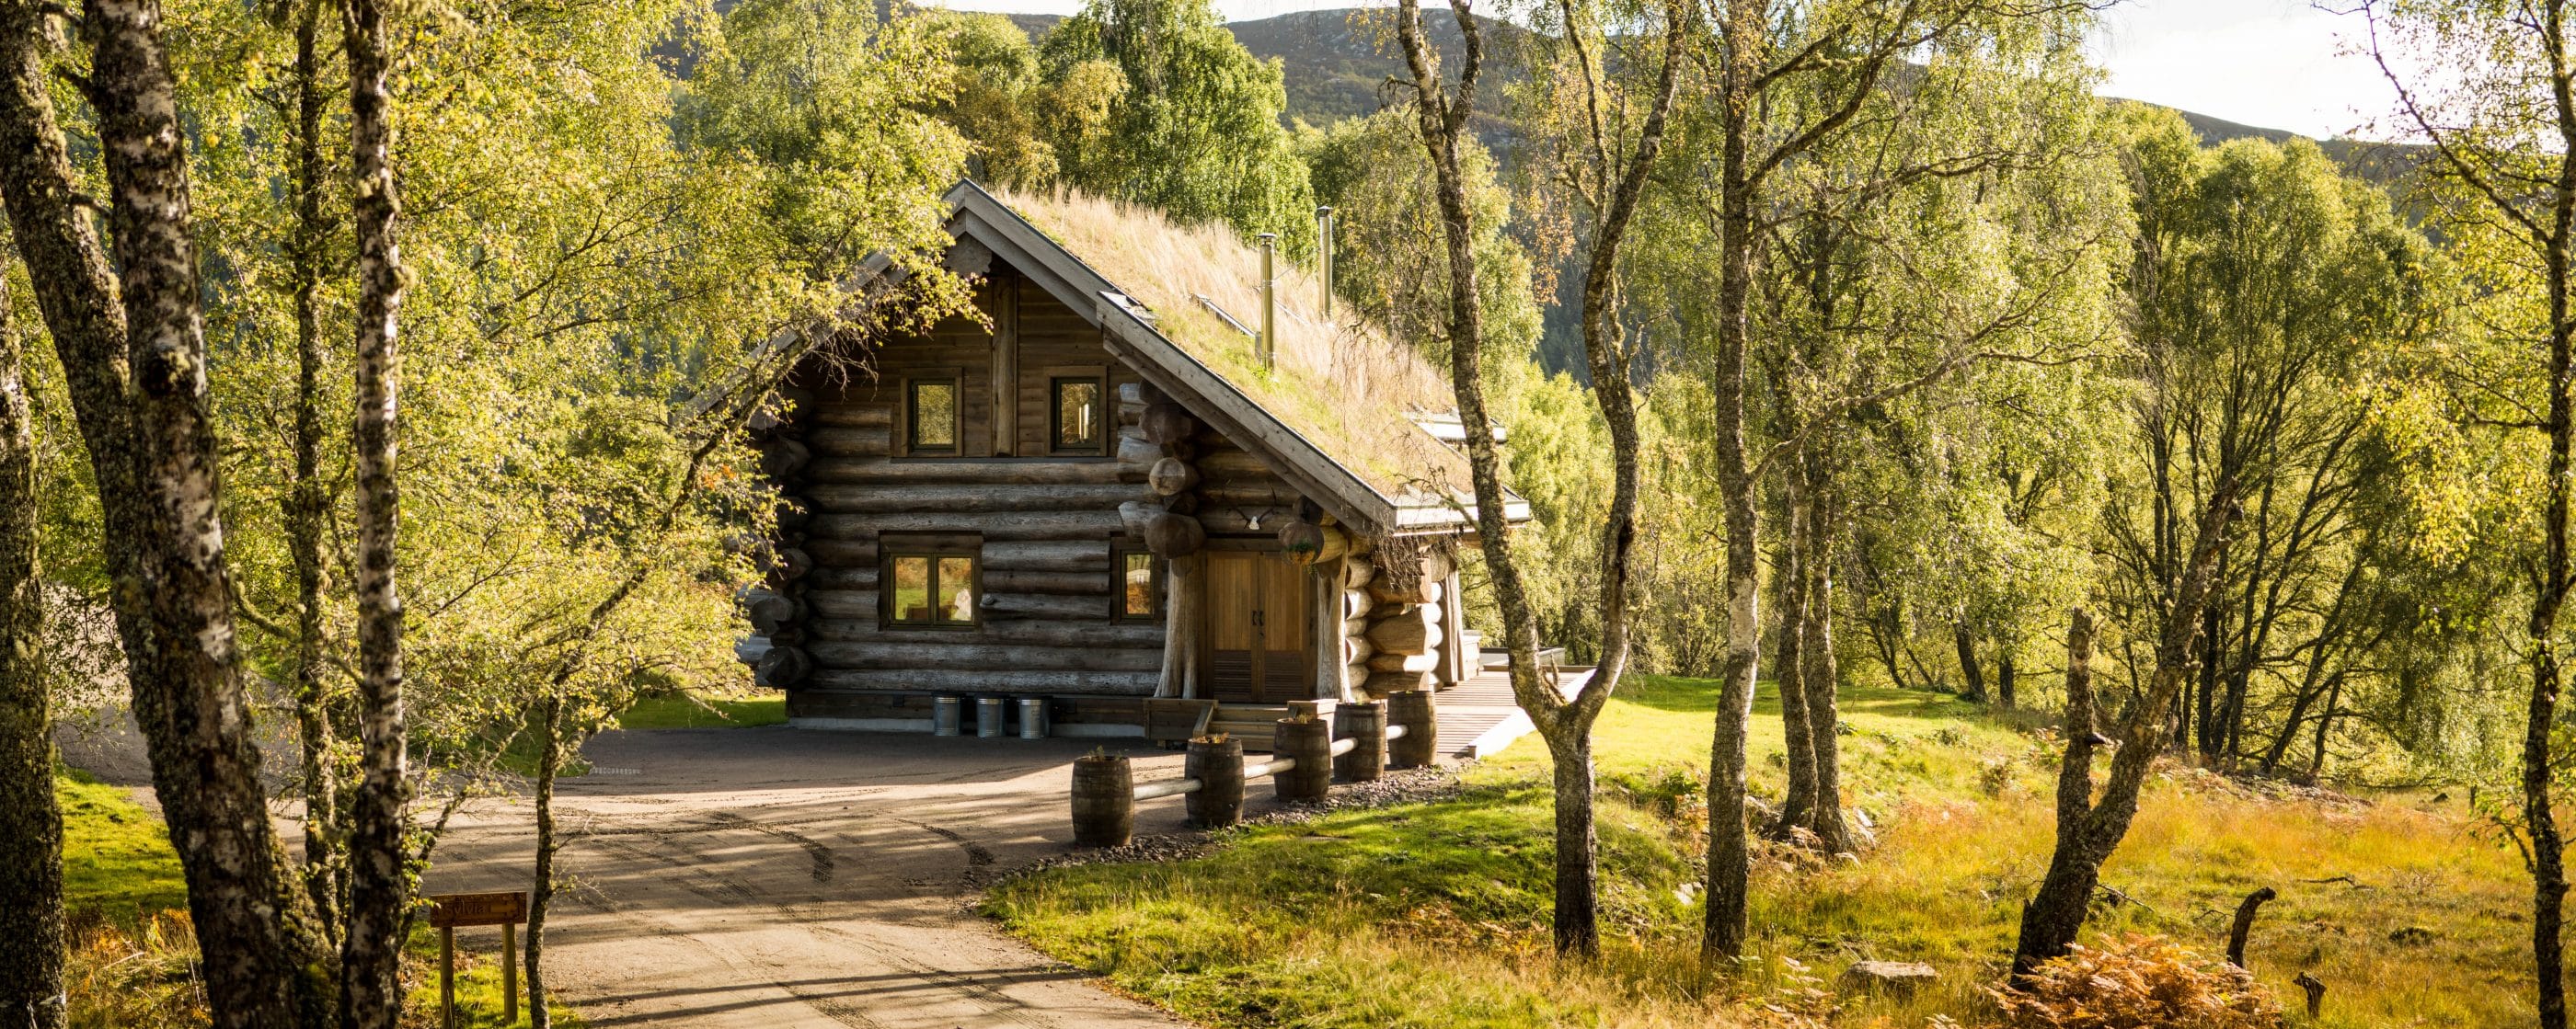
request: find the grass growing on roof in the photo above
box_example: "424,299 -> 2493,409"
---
987,676 -> 2531,1027
992,188 -> 1472,501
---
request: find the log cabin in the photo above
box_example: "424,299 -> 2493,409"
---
738,180 -> 1530,738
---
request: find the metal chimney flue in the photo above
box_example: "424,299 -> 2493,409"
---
1258,232 -> 1278,370
1316,206 -> 1334,316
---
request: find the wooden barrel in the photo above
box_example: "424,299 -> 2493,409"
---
1387,689 -> 1437,770
1272,717 -> 1332,803
1070,754 -> 1133,848
1184,736 -> 1245,829
1334,701 -> 1386,783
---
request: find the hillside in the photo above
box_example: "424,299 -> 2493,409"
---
994,7 -> 2409,184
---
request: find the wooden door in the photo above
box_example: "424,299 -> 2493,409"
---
1205,551 -> 1311,703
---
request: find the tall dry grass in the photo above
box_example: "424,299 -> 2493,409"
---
994,188 -> 1473,500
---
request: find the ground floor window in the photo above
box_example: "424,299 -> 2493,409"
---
1113,544 -> 1162,621
885,538 -> 979,627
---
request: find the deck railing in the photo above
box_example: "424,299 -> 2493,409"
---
1069,690 -> 1439,846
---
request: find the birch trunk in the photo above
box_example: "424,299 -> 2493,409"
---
339,0 -> 411,1020
0,1 -> 337,1022
2013,485 -> 2237,978
1769,473 -> 1815,837
1394,0 -> 1682,957
283,0 -> 344,939
0,255 -> 64,1029
1799,458 -> 1848,852
1701,2 -> 1764,964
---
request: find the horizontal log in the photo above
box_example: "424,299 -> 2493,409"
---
803,459 -> 1130,486
1344,616 -> 1370,639
1148,457 -> 1199,497
983,569 -> 1110,595
757,646 -> 813,688
1119,500 -> 1159,538
1198,448 -> 1269,479
808,426 -> 891,459
760,438 -> 811,479
979,592 -> 1109,620
1341,634 -> 1375,667
811,405 -> 893,429
1203,482 -> 1304,508
1340,557 -> 1375,590
1368,606 -> 1443,654
808,641 -> 1160,672
1281,521 -> 1353,566
811,510 -> 1127,541
808,566 -> 877,590
1344,662 -> 1371,687
804,539 -> 878,566
1367,651 -> 1440,674
807,589 -> 879,620
1116,432 -> 1160,469
1145,511 -> 1206,557
1142,403 -> 1198,446
983,540 -> 1112,572
803,483 -> 1146,513
1363,670 -> 1429,696
1370,577 -> 1444,606
805,620 -> 1164,647
806,669 -> 1161,694
1339,589 -> 1372,622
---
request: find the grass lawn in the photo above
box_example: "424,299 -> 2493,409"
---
613,690 -> 787,730
54,767 -> 581,1028
985,676 -> 2528,1027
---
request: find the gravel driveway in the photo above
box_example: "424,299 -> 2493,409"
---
424,727 -> 1209,1029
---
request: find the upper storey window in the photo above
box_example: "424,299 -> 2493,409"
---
1052,376 -> 1105,454
908,377 -> 958,455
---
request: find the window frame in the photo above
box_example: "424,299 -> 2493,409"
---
880,534 -> 983,630
903,372 -> 963,457
1110,541 -> 1164,623
1046,369 -> 1110,455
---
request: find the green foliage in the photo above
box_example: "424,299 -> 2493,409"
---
1037,0 -> 1317,257
682,0 -> 972,283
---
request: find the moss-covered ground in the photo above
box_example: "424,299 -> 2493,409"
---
984,676 -> 2526,1027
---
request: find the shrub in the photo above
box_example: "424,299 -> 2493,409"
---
1995,933 -> 2284,1029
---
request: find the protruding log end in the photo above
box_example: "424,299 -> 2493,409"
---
1144,510 -> 1206,558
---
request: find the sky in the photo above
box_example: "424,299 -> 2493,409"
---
925,0 -> 2413,142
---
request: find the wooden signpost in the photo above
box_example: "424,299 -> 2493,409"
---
429,890 -> 531,1028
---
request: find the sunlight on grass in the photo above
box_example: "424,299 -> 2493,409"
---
988,675 -> 2534,1027
58,768 -> 188,922
613,690 -> 787,730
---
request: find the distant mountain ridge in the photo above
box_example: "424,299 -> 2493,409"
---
996,7 -> 2409,181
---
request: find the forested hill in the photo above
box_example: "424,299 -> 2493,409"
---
1004,7 -> 2409,182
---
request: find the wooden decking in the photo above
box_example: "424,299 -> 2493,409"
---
1435,665 -> 1593,761
1183,664 -> 1590,760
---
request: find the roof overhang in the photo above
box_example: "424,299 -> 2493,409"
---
935,179 -> 1531,539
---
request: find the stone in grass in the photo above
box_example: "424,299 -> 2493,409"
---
1839,960 -> 1940,997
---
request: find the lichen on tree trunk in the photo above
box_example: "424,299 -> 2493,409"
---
0,248 -> 65,1029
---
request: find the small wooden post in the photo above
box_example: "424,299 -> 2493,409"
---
2225,886 -> 2276,967
1387,689 -> 1437,769
440,926 -> 455,1029
1184,736 -> 1244,828
1334,701 -> 1385,782
502,922 -> 518,1025
2294,971 -> 2326,1018
428,890 -> 531,1028
1071,752 -> 1136,847
1273,715 -> 1332,803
